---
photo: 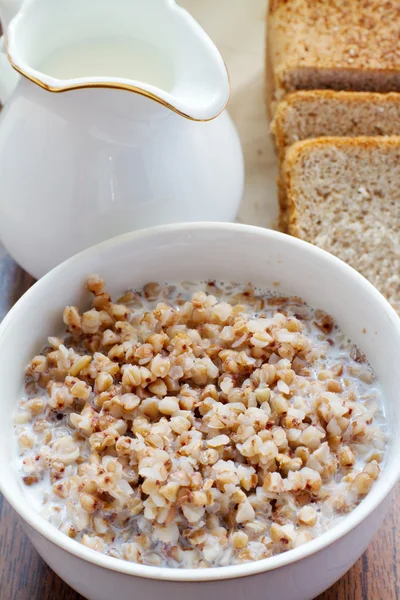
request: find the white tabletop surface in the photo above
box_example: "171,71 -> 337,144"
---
180,0 -> 278,229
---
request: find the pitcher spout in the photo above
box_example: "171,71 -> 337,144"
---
6,0 -> 230,121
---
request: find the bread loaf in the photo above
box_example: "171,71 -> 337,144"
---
282,136 -> 400,313
272,90 -> 400,159
267,0 -> 400,109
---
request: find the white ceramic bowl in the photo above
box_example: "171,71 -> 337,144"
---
0,223 -> 399,600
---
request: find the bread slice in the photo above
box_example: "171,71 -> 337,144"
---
267,0 -> 400,105
272,91 -> 400,159
283,136 -> 400,313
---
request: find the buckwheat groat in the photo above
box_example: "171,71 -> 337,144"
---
15,277 -> 386,568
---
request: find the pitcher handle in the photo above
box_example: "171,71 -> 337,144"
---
0,35 -> 19,105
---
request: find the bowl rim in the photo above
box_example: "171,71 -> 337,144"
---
1,221 -> 399,582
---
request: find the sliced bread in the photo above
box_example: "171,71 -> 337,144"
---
267,0 -> 400,107
282,136 -> 400,313
272,91 -> 400,159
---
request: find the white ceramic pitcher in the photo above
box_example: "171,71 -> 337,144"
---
0,0 -> 244,278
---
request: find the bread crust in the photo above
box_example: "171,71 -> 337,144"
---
266,7 -> 278,120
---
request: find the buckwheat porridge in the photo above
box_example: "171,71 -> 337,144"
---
14,276 -> 387,568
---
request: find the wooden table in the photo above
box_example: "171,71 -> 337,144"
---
0,251 -> 398,599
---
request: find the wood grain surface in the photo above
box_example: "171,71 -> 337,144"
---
0,249 -> 399,600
